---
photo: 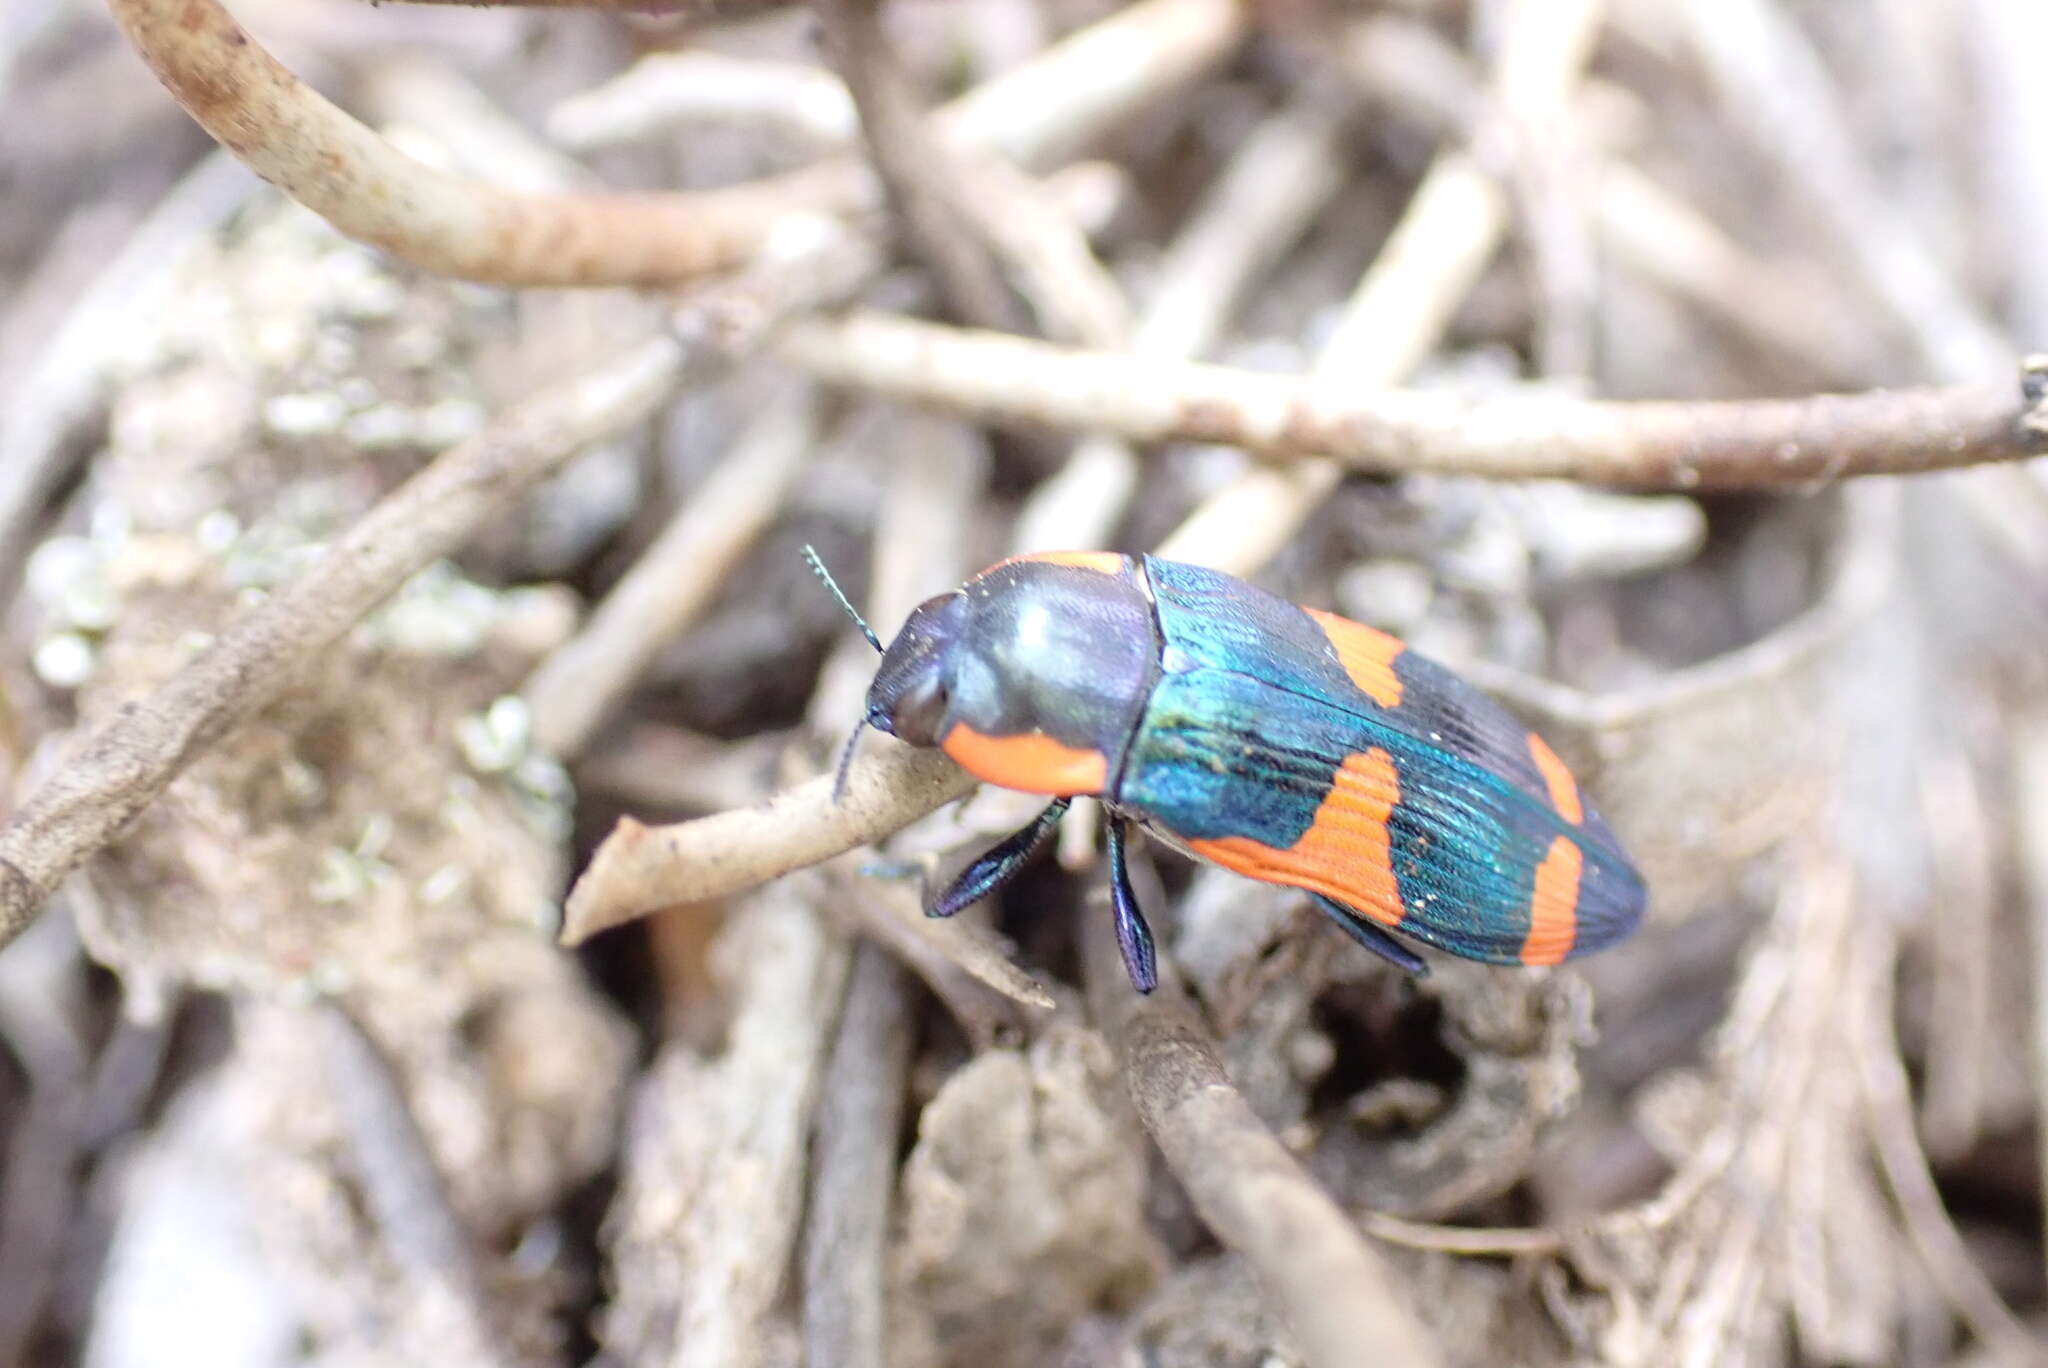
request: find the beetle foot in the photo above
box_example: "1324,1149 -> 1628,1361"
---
928,798 -> 1071,919
1106,817 -> 1158,993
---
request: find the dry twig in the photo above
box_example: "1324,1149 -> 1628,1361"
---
1152,0 -> 1589,573
1851,926 -> 2038,1362
113,0 -> 1239,287
802,940 -> 912,1368
815,0 -> 1023,330
836,872 -> 1055,1028
108,0 -> 812,286
1010,83 -> 1351,554
562,745 -> 975,945
777,311 -> 2046,490
1082,899 -> 1444,1368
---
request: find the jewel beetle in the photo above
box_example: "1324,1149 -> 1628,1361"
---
808,548 -> 1647,994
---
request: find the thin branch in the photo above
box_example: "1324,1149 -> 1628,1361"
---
1082,898 -> 1444,1368
1337,14 -> 1879,386
1010,82 -> 1351,554
548,52 -> 858,154
0,336 -> 686,953
110,0 -> 1239,288
604,881 -> 850,1368
815,0 -> 1022,330
802,940 -> 912,1368
1667,0 -> 2009,382
1150,0 -> 1592,574
107,0 -> 821,286
1851,927 -> 2039,1362
562,744 -> 976,945
843,871 -> 1055,1021
777,310 -> 2045,490
1149,153 -> 1506,570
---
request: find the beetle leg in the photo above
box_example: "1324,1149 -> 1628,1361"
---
929,798 -> 1071,920
1313,895 -> 1430,977
1106,817 -> 1159,994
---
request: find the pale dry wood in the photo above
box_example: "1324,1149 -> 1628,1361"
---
1153,0 -> 1600,574
548,52 -> 859,153
1082,898 -> 1444,1368
112,0 -> 1239,288
1851,925 -> 2039,1363
1669,0 -> 2009,382
776,311 -> 2045,492
603,881 -> 849,1368
108,0 -> 810,286
804,404 -> 988,741
816,0 -> 1023,331
1010,83 -> 1352,555
1150,155 -> 1506,571
841,873 -> 1056,1020
313,1002 -> 502,1365
562,746 -> 977,946
1339,14 -> 1874,385
0,336 -> 686,952
1917,748 -> 1995,1160
802,940 -> 912,1368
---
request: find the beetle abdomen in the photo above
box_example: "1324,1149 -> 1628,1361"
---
1118,558 -> 1644,965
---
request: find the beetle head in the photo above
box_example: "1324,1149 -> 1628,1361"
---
864,591 -> 969,746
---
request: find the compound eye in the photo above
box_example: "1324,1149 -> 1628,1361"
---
883,669 -> 948,747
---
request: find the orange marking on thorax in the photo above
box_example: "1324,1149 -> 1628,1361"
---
1519,836 -> 1583,966
990,550 -> 1130,576
1303,608 -> 1405,709
1190,747 -> 1405,927
942,721 -> 1108,796
1526,734 -> 1584,825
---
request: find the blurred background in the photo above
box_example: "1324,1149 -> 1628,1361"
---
2,1 -> 2047,1364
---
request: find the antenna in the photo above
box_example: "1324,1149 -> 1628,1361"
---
803,545 -> 882,653
830,716 -> 868,803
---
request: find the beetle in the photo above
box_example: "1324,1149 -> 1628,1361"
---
808,548 -> 1646,994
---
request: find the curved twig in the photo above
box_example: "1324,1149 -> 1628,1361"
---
777,311 -> 2046,490
561,744 -> 976,945
107,0 -> 815,286
111,0 -> 1240,288
0,337 -> 686,953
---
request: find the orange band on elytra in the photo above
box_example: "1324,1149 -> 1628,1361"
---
1526,733 -> 1584,826
1303,608 -> 1404,709
1519,835 -> 1583,966
1190,747 -> 1404,927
